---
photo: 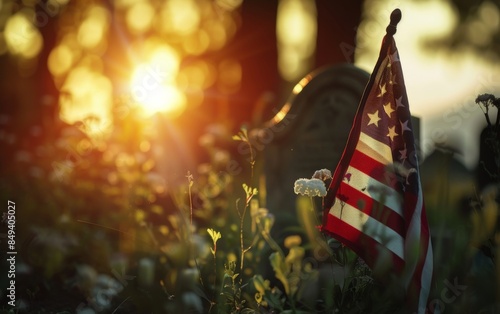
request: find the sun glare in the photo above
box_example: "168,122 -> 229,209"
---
276,0 -> 317,82
129,44 -> 186,117
130,64 -> 186,117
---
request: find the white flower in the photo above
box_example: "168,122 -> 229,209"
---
312,168 -> 332,181
294,178 -> 327,197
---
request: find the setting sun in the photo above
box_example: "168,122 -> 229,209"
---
129,46 -> 186,117
130,65 -> 186,116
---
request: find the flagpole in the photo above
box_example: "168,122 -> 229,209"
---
386,8 -> 401,36
380,8 -> 401,61
379,8 -> 401,58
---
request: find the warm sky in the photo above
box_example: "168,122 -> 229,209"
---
355,0 -> 500,169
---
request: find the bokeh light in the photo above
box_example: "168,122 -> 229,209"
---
126,1 -> 155,34
217,59 -> 242,93
276,0 -> 317,82
205,20 -> 227,51
129,43 -> 187,117
160,0 -> 200,36
130,67 -> 187,117
59,67 -> 113,135
0,0 -> 245,137
215,0 -> 243,11
4,10 -> 43,59
77,5 -> 109,50
183,29 -> 210,55
48,44 -> 74,77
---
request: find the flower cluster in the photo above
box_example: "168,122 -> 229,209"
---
294,168 -> 332,197
475,93 -> 500,127
294,178 -> 327,197
312,168 -> 332,181
475,93 -> 499,108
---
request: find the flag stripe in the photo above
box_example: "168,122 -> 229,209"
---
342,165 -> 403,216
329,200 -> 405,259
359,132 -> 392,164
405,180 -> 431,309
338,181 -> 405,236
406,221 -> 431,312
418,243 -> 433,312
350,149 -> 390,184
324,212 -> 405,271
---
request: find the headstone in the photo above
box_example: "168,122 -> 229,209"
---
259,63 -> 370,229
256,63 -> 422,234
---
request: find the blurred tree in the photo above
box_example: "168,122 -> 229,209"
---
229,0 -> 362,126
0,0 -> 64,177
315,0 -> 362,67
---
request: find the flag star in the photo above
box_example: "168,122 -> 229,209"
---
391,73 -> 397,85
399,146 -> 408,161
377,83 -> 386,97
396,96 -> 404,108
387,126 -> 398,141
367,110 -> 381,127
384,102 -> 395,118
400,120 -> 411,133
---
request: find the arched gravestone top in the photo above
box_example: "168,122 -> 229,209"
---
259,63 -> 370,229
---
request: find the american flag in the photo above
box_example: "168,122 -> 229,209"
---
322,11 -> 433,313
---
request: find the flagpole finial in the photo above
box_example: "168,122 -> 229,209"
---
386,8 -> 402,36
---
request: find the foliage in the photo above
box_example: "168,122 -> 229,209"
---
0,111 -> 374,313
2,97 -> 500,313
